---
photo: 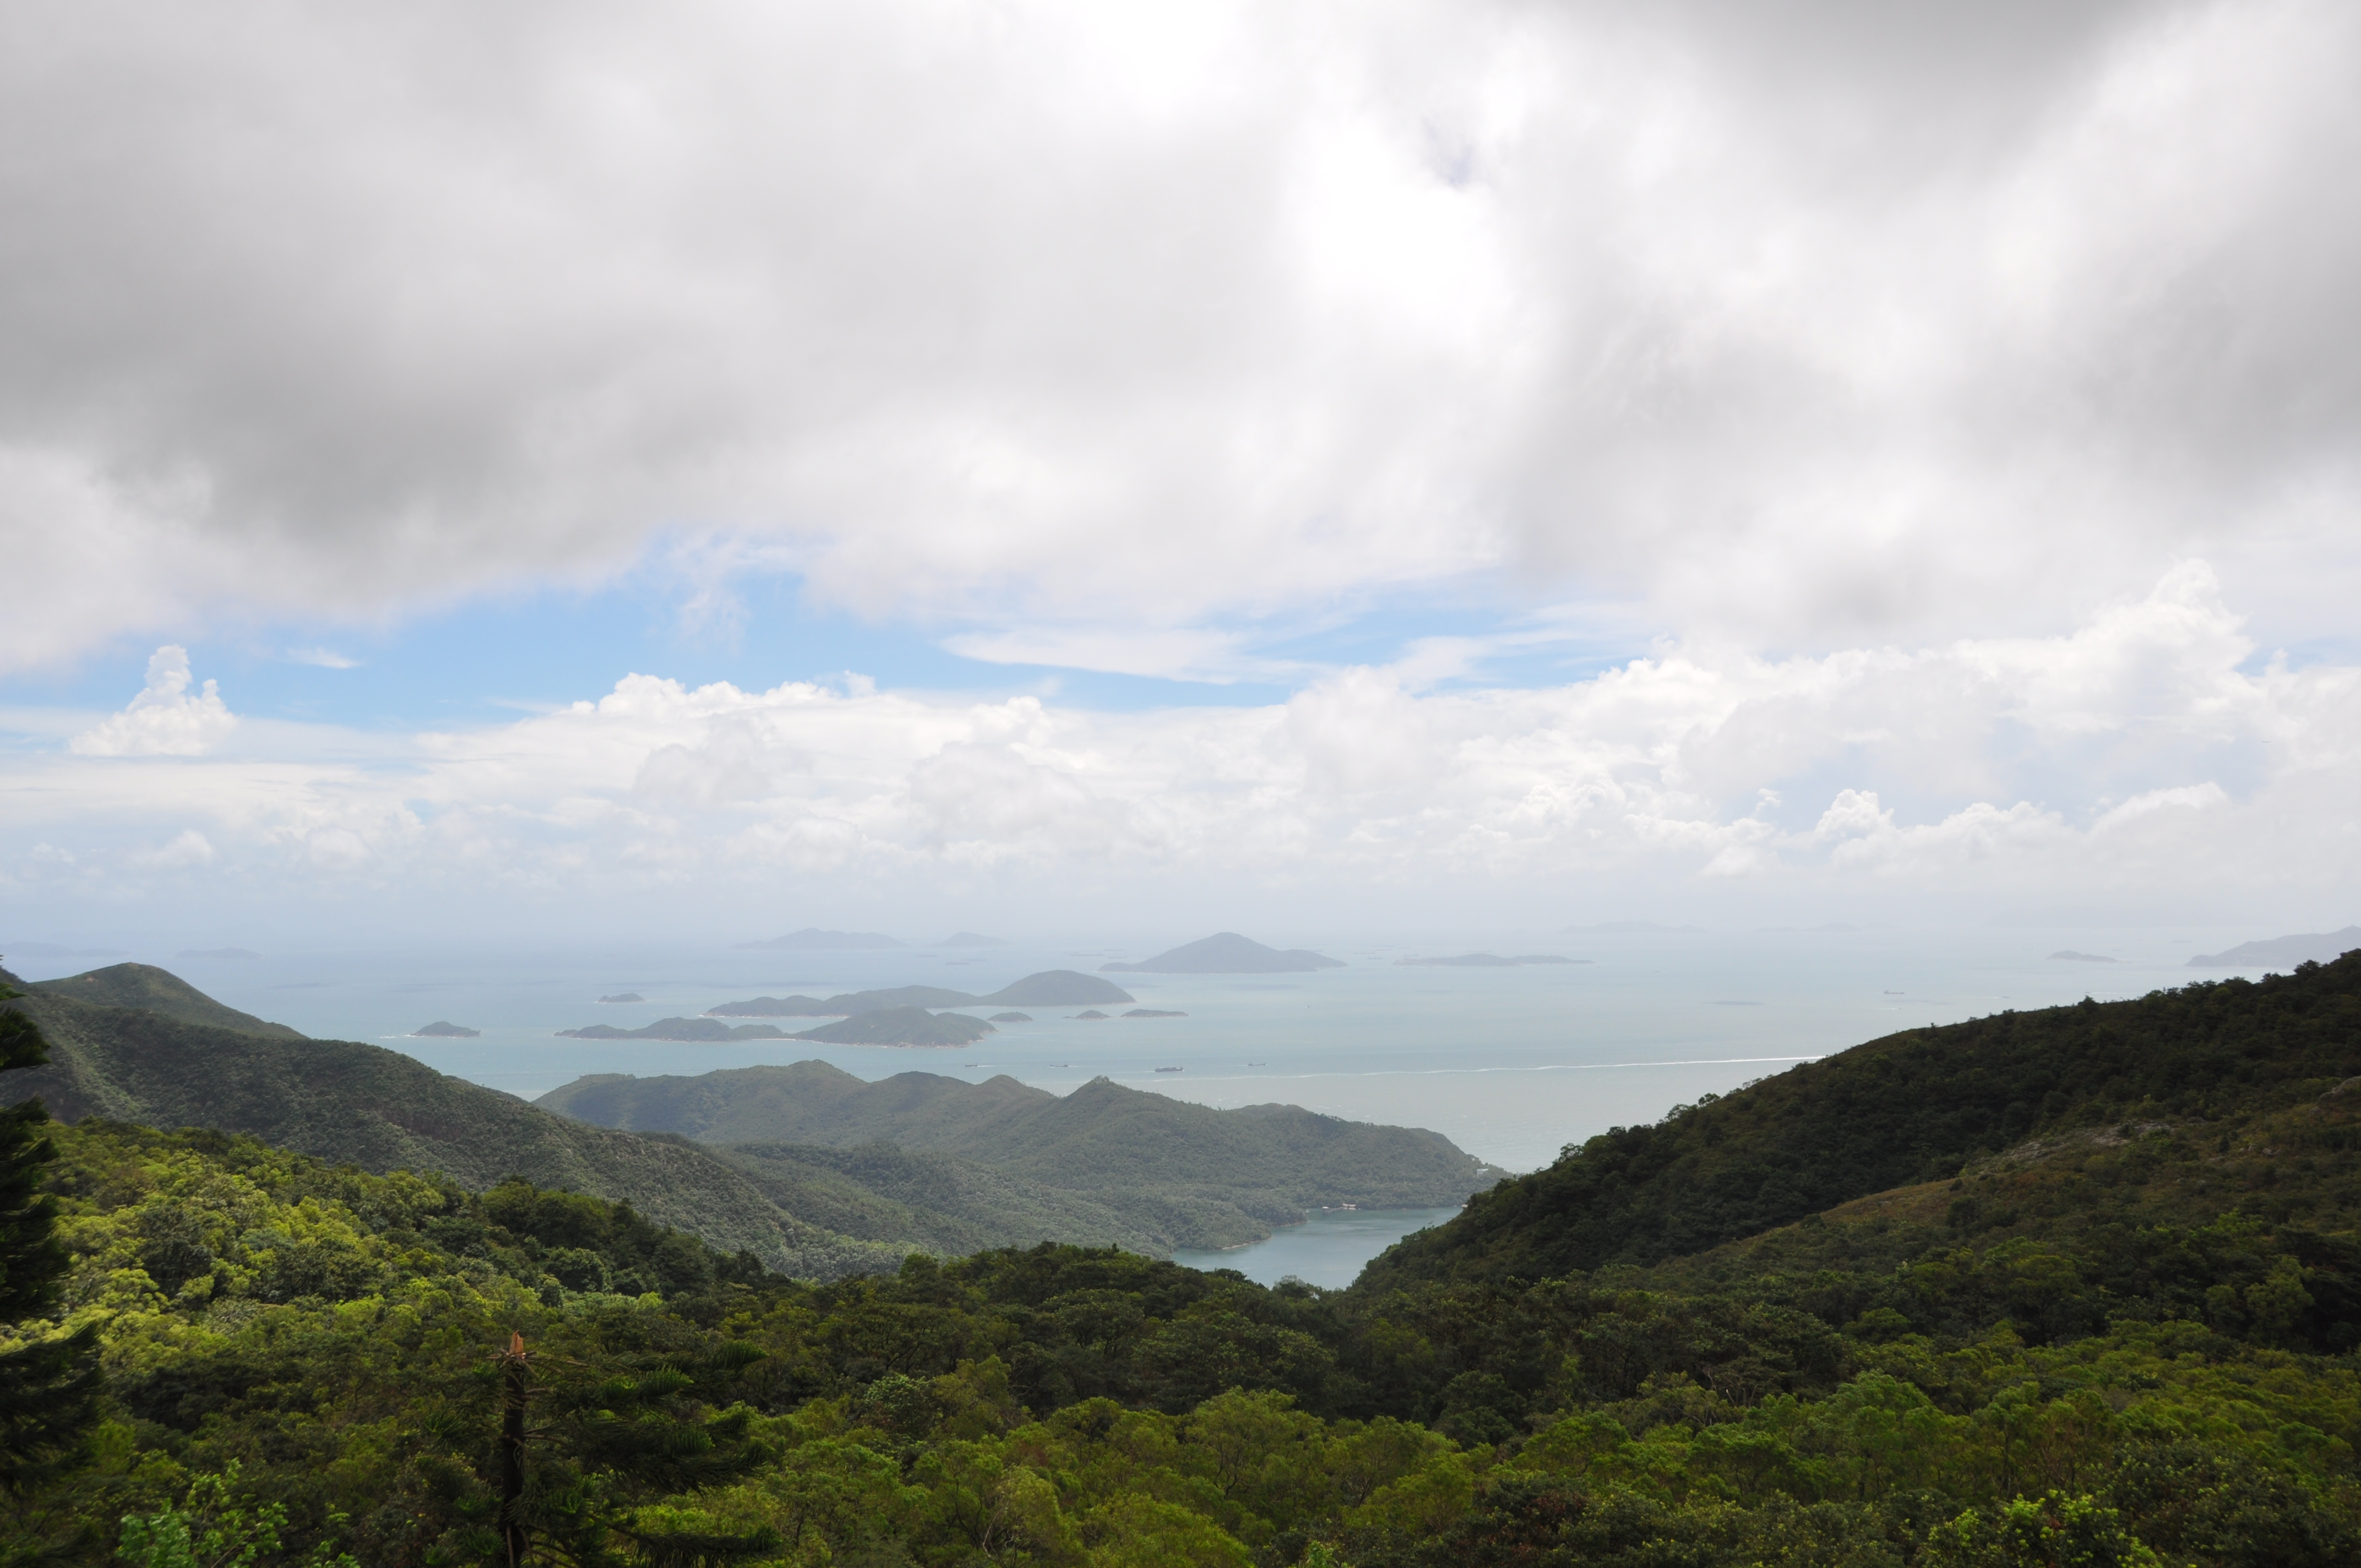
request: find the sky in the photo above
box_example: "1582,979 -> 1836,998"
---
2,0 -> 2358,951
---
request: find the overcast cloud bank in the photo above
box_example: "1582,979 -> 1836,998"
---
2,0 -> 2359,678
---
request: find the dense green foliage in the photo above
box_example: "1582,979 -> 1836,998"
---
1366,956 -> 2361,1289
1,956 -> 2355,1564
0,968 -> 103,1555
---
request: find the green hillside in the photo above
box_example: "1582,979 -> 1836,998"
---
26,961 -> 304,1038
1362,954 -> 2361,1291
716,1141 -> 1177,1255
0,971 -> 897,1279
538,1060 -> 1506,1248
540,1059 -> 1049,1145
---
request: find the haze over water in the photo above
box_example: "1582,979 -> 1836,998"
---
12,922 -> 2283,1174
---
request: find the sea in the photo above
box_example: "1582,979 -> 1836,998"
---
6,922 -> 2289,1286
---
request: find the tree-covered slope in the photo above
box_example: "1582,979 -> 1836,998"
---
542,1063 -> 1507,1224
1363,953 -> 2361,1291
975,1076 -> 1504,1210
715,1140 -> 1175,1255
543,1060 -> 1506,1250
538,1060 -> 1054,1145
0,973 -> 898,1279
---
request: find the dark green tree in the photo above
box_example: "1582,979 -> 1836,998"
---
456,1329 -> 782,1567
0,967 -> 104,1554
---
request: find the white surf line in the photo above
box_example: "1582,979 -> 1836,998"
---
1112,1054 -> 1826,1084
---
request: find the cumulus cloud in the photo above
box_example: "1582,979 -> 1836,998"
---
133,829 -> 216,869
6,565 -> 2355,929
68,646 -> 238,757
0,1 -> 2357,676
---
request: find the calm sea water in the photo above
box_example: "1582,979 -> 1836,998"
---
9,923 -> 2280,1281
1171,1206 -> 1465,1288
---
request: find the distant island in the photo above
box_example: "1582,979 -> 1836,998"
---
176,946 -> 262,960
562,1006 -> 995,1048
411,1021 -> 480,1038
597,992 -> 645,1004
734,927 -> 905,951
1072,1010 -> 1111,1020
984,971 -> 1134,1004
561,1017 -> 790,1042
1102,932 -> 1343,974
2188,925 -> 2361,967
1123,1008 -> 1186,1017
709,985 -> 974,1017
2050,950 -> 2117,963
706,971 -> 1131,1017
988,1011 -> 1032,1022
789,1007 -> 994,1047
1395,953 -> 1585,967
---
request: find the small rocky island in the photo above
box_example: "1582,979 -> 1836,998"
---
596,992 -> 645,1003
988,1011 -> 1032,1022
411,1021 -> 480,1038
1123,1008 -> 1186,1017
1071,1010 -> 1111,1020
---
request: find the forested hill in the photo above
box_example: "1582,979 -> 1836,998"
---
26,961 -> 305,1038
542,1061 -> 1510,1252
540,1059 -> 1505,1204
1361,951 -> 2361,1291
0,967 -> 900,1279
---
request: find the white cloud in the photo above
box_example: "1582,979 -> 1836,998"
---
0,2 -> 2355,675
2092,782 -> 2229,832
4,565 -> 2354,932
133,829 -> 216,869
68,646 -> 238,757
286,647 -> 360,669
